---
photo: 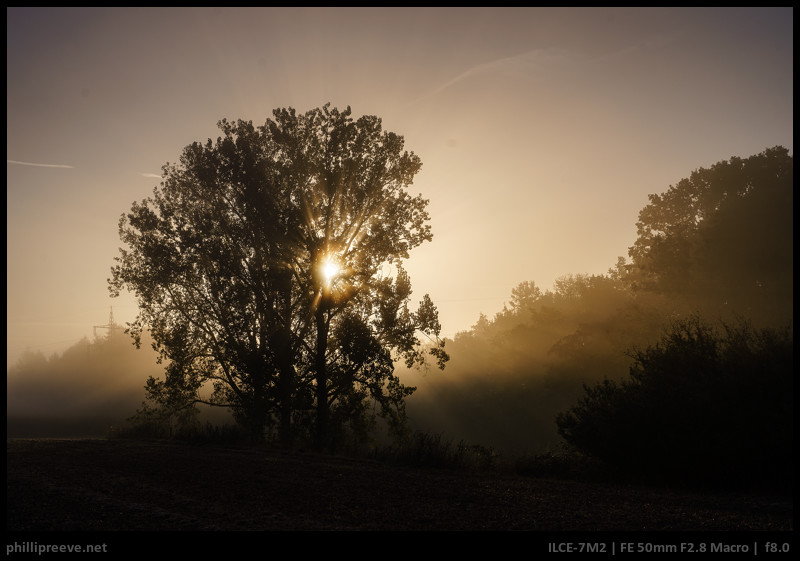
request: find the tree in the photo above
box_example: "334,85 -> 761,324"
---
109,104 -> 448,449
623,146 -> 793,325
556,316 -> 793,490
508,280 -> 543,313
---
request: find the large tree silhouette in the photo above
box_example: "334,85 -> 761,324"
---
623,146 -> 793,325
110,104 -> 447,449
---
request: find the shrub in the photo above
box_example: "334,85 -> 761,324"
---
556,316 -> 793,491
108,420 -> 251,446
514,446 -> 608,481
369,431 -> 502,472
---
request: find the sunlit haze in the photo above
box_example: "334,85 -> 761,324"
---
6,7 -> 793,368
323,259 -> 341,285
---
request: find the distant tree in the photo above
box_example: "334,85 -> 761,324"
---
6,333 -> 160,437
404,272 -> 670,455
623,146 -> 793,325
508,280 -> 543,312
110,104 -> 447,449
556,316 -> 793,489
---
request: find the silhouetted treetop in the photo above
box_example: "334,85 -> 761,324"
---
623,146 -> 792,325
110,104 -> 447,449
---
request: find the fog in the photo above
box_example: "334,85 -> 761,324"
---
6,330 -> 154,437
6,12 -> 791,455
401,277 -> 666,454
9,267 -> 788,453
400,147 -> 794,456
7,145 -> 793,457
4,276 -> 661,447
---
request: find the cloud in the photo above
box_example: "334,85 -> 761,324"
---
140,173 -> 162,178
7,159 -> 74,169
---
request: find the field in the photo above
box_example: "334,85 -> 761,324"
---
6,438 -> 792,535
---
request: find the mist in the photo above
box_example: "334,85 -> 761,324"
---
7,330 -> 160,438
4,276 -> 663,448
400,276 -> 668,455
7,147 -> 792,463
401,146 -> 793,457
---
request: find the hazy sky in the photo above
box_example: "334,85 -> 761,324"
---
6,7 -> 793,368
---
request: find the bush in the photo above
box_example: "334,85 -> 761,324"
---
369,431 -> 502,472
556,316 -> 793,491
514,446 -> 609,481
108,420 -> 251,446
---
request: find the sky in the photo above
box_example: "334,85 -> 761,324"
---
6,7 -> 794,368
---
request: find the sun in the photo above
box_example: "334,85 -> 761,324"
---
322,258 -> 341,284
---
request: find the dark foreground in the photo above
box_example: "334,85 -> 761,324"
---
6,439 -> 793,534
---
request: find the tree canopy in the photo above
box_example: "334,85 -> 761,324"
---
623,146 -> 793,325
109,104 -> 447,449
556,316 -> 793,490
403,146 -> 793,458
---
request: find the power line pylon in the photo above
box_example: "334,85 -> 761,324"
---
93,307 -> 122,339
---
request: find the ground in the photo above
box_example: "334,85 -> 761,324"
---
6,438 -> 793,532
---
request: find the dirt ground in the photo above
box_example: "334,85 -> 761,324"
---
6,438 -> 793,533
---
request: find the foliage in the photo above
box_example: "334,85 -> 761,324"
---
556,316 -> 793,490
404,146 -> 792,462
402,274 -> 669,455
109,104 -> 447,449
514,446 -> 608,481
369,431 -> 501,472
622,146 -> 793,326
108,420 -> 250,446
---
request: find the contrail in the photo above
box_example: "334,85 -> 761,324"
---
408,47 -> 572,106
7,159 -> 74,169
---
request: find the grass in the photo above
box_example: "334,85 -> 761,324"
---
368,430 -> 503,472
105,419 -> 793,498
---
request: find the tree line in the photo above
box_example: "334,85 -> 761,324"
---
108,102 -> 791,488
403,145 -> 791,489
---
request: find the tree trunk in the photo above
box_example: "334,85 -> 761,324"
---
276,271 -> 295,447
314,302 -> 330,450
248,368 -> 268,442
